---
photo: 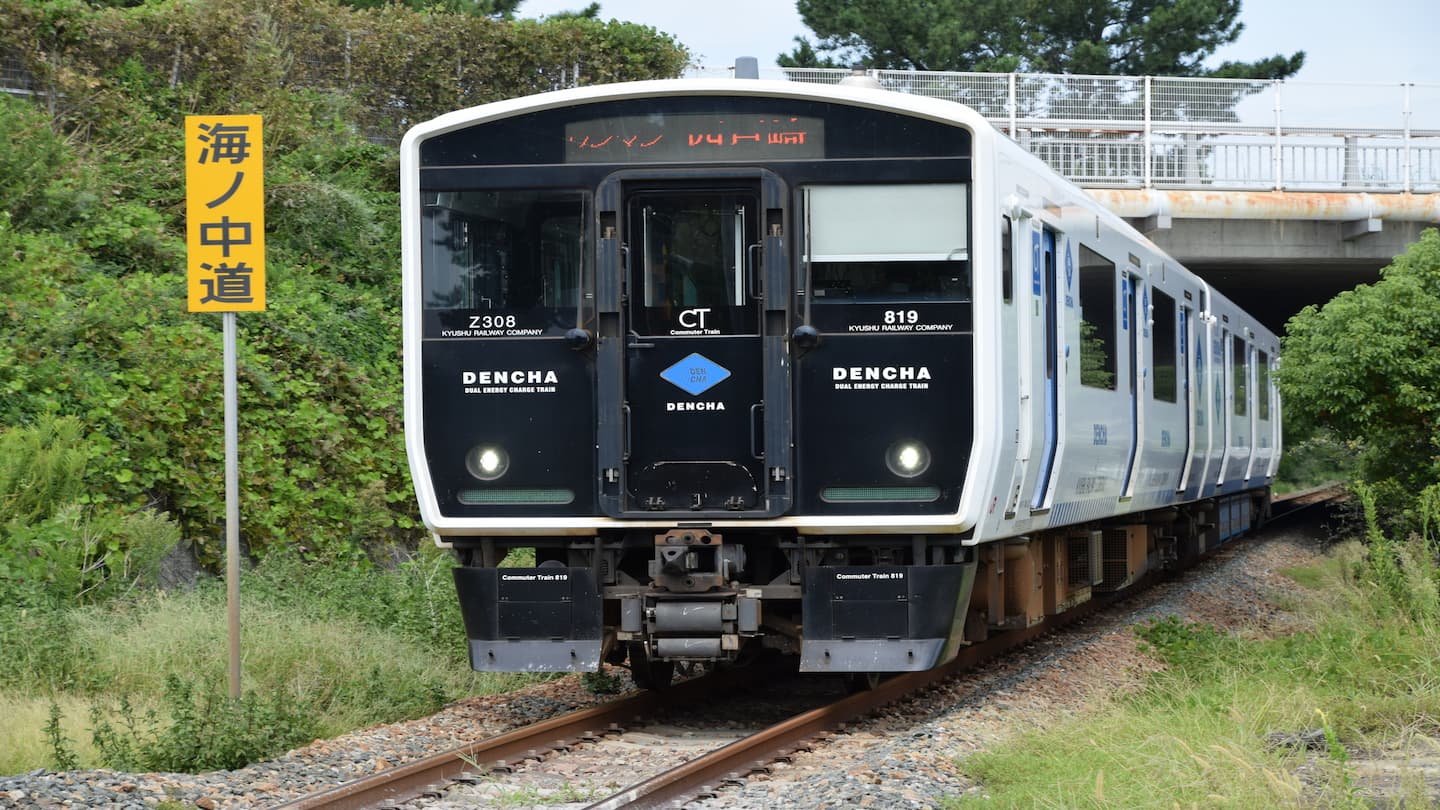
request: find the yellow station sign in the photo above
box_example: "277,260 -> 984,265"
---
185,115 -> 265,312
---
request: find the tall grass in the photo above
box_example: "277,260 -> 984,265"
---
0,694 -> 101,776
1,549 -> 547,774
951,491 -> 1440,808
0,412 -> 549,775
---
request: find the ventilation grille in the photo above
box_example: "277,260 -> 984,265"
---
1067,535 -> 1092,586
1102,528 -> 1132,586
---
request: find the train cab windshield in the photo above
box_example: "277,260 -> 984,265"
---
806,183 -> 970,304
802,183 -> 970,334
420,189 -> 590,334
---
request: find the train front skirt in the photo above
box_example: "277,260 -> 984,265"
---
452,560 -> 976,674
800,564 -> 975,672
453,566 -> 603,672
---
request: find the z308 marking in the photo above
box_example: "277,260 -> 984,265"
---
469,314 -> 517,329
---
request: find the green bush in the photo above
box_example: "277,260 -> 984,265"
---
81,674 -> 319,773
0,416 -> 181,690
1274,431 -> 1356,494
0,0 -> 689,145
1282,228 -> 1440,518
0,96 -> 82,232
1352,482 -> 1440,624
0,243 -> 416,563
0,97 -> 413,563
0,416 -> 175,607
0,414 -> 87,528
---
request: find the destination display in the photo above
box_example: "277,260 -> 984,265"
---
565,114 -> 824,163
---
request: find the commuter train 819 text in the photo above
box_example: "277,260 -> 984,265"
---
401,72 -> 1280,687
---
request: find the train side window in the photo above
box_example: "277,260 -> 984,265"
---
1233,336 -> 1248,417
1256,351 -> 1270,420
1077,244 -> 1117,389
1001,216 -> 1013,304
1152,289 -> 1177,402
421,190 -> 587,327
805,184 -> 970,302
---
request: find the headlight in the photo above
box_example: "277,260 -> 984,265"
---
465,445 -> 510,481
885,440 -> 931,478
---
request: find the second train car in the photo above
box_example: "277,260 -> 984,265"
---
401,75 -> 1281,686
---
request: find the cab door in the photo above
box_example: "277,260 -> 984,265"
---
595,172 -> 791,516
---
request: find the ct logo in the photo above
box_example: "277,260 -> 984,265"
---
679,307 -> 711,328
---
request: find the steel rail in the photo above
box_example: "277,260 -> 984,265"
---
588,592 -> 1114,809
272,661 -> 786,810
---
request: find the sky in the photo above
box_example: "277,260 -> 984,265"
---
516,0 -> 1439,85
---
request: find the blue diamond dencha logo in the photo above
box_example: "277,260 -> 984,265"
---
660,353 -> 731,396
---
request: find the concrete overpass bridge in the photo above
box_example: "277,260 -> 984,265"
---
765,66 -> 1440,333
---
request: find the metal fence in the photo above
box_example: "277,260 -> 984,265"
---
692,66 -> 1440,194
0,49 -> 34,97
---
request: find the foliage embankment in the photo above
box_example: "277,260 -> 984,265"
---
0,70 -> 414,566
1,0 -> 689,147
0,0 -> 687,564
951,495 -> 1440,808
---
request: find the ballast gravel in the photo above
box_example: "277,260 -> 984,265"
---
9,519 -> 1427,810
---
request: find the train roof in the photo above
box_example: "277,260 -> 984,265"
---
402,78 -> 998,146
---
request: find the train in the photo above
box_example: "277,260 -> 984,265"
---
400,74 -> 1281,688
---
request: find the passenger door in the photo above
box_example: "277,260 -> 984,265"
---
1031,228 -> 1060,509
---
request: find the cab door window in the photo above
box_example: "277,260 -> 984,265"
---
628,190 -> 759,336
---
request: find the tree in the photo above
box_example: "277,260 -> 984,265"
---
534,2 -> 601,19
781,0 -> 1303,79
1280,229 -> 1440,497
780,0 -> 1021,71
338,0 -> 524,16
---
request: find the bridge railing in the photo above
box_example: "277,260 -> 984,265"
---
700,66 -> 1440,194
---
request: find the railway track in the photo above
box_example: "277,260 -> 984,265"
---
277,485 -> 1342,810
270,659 -> 795,810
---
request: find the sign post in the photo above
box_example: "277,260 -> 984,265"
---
185,115 -> 265,699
